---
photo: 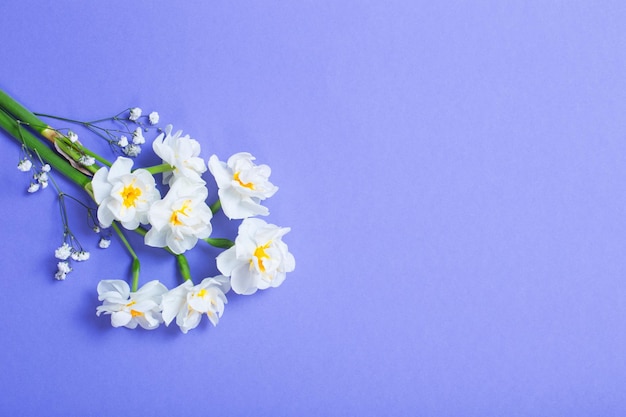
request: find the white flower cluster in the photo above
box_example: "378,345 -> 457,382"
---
128,107 -> 159,125
17,158 -> 50,193
119,107 -> 160,157
93,125 -> 295,333
67,131 -> 78,143
120,126 -> 145,157
54,242 -> 90,280
79,155 -> 95,167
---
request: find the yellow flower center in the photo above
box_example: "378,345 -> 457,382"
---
234,171 -> 255,190
126,301 -> 144,317
170,200 -> 192,226
196,288 -> 207,298
120,181 -> 142,208
253,242 -> 271,273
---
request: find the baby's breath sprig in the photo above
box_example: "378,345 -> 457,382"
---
35,107 -> 161,158
53,190 -> 97,279
15,139 -> 100,280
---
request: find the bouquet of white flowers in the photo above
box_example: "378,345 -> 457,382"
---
0,89 -> 295,334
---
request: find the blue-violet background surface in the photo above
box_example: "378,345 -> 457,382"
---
1,1 -> 625,416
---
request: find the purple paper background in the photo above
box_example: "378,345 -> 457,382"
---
2,1 -> 626,415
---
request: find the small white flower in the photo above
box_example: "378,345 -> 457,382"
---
17,158 -> 32,172
96,280 -> 168,330
132,127 -> 145,145
208,153 -> 278,219
36,172 -> 49,183
55,261 -> 72,280
98,238 -> 111,249
27,183 -> 40,193
58,261 -> 72,273
55,243 -> 73,260
118,135 -> 129,147
35,172 -> 49,189
161,276 -> 230,334
79,155 -> 95,167
41,164 -> 51,172
152,125 -> 206,186
122,144 -> 141,157
91,157 -> 161,229
67,131 -> 78,143
129,107 -> 142,121
149,111 -> 159,125
145,177 -> 213,254
71,251 -> 90,261
92,226 -> 101,233
217,218 -> 295,295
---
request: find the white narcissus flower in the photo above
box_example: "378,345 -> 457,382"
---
152,125 -> 206,186
91,157 -> 161,230
145,177 -> 213,254
217,218 -> 295,295
208,153 -> 278,219
161,276 -> 230,334
96,280 -> 168,330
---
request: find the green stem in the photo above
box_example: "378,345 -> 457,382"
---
133,226 -> 147,237
204,237 -> 235,249
86,110 -> 128,124
210,199 -> 221,214
0,89 -> 51,136
0,91 -> 113,174
0,109 -> 91,188
52,136 -> 100,175
37,112 -> 133,142
144,163 -> 173,175
36,111 -> 127,127
112,222 -> 141,292
33,113 -> 86,125
176,255 -> 192,282
131,226 -> 193,283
